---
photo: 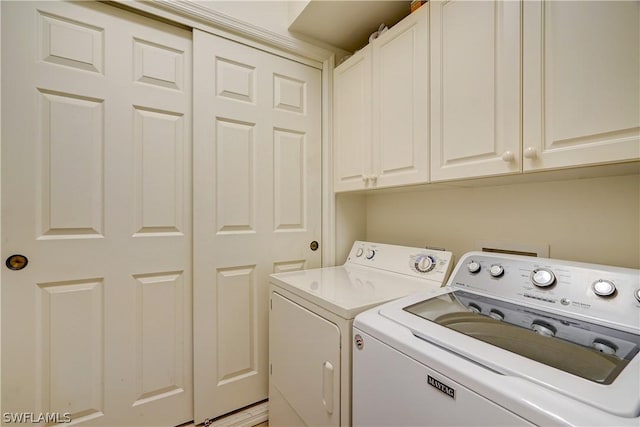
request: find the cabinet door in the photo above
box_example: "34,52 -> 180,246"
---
270,292 -> 341,427
523,1 -> 640,171
373,5 -> 429,188
430,0 -> 521,182
334,47 -> 372,192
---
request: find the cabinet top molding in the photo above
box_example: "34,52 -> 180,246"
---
114,0 -> 334,68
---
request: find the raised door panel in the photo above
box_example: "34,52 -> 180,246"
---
131,272 -> 187,407
333,48 -> 372,192
430,0 -> 521,182
37,279 -> 105,423
38,91 -> 105,238
523,1 -> 640,171
133,107 -> 185,236
373,5 -> 429,188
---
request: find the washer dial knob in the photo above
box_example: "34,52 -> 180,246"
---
531,321 -> 556,337
468,303 -> 481,313
592,279 -> 616,297
365,249 -> 376,260
355,248 -> 364,257
415,255 -> 435,273
489,309 -> 504,321
467,261 -> 481,274
489,264 -> 504,277
635,289 -> 640,303
531,268 -> 556,288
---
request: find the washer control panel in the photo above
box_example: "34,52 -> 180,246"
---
347,241 -> 454,284
450,251 -> 640,331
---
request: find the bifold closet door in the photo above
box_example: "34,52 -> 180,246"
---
1,2 -> 193,425
193,29 -> 322,423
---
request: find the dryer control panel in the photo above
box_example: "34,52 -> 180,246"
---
347,241 -> 454,285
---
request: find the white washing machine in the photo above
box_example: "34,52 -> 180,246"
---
353,251 -> 640,426
268,241 -> 454,427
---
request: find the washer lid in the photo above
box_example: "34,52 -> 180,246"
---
404,290 -> 639,384
270,264 -> 443,319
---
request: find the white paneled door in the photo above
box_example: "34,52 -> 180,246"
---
1,2 -> 192,425
193,30 -> 322,423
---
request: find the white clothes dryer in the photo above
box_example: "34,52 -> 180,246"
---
268,241 -> 453,427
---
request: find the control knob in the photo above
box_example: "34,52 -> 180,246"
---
592,279 -> 616,297
355,248 -> 364,257
467,261 -> 481,274
592,339 -> 617,355
489,309 -> 504,321
635,289 -> 640,303
468,303 -> 481,314
415,255 -> 435,273
365,249 -> 376,260
489,264 -> 504,277
531,268 -> 556,288
531,321 -> 556,337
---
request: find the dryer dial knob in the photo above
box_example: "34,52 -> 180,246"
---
592,279 -> 616,297
489,264 -> 504,277
467,261 -> 481,274
365,249 -> 376,260
531,268 -> 556,288
415,255 -> 435,273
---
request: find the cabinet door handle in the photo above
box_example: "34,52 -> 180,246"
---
501,151 -> 515,162
362,176 -> 369,184
369,175 -> 378,184
524,147 -> 538,159
322,361 -> 334,414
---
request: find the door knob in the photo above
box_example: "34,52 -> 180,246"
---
6,254 -> 28,270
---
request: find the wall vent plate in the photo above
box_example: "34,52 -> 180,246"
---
475,240 -> 549,258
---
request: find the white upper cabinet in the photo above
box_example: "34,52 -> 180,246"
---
430,0 -> 521,182
335,0 -> 638,190
333,5 -> 429,192
523,1 -> 640,171
334,46 -> 372,192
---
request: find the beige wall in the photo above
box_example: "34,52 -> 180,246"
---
364,174 -> 640,269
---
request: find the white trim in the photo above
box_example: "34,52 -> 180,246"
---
114,0 -> 333,68
322,55 -> 337,267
